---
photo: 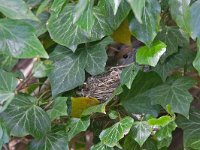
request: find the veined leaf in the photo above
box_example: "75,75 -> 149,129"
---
0,120 -> 9,149
190,0 -> 200,39
0,0 -> 38,21
136,41 -> 166,67
129,0 -> 161,46
0,54 -> 17,71
146,77 -> 196,117
49,37 -> 112,96
73,0 -> 89,23
99,116 -> 134,147
131,121 -> 152,147
0,69 -> 17,113
156,26 -> 189,61
47,97 -> 68,121
66,117 -> 90,141
47,0 -> 130,51
120,63 -> 140,89
169,0 -> 191,33
126,0 -> 145,23
91,142 -> 114,150
1,94 -> 51,138
120,71 -> 162,116
193,39 -> 200,75
0,19 -> 48,58
109,0 -> 122,15
177,109 -> 200,149
29,131 -> 68,150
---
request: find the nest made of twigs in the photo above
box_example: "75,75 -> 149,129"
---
77,65 -> 127,102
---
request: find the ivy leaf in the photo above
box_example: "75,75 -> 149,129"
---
81,101 -> 108,117
0,19 -> 48,59
131,121 -> 152,147
73,0 -> 89,23
1,94 -> 51,138
33,60 -> 53,78
76,0 -> 95,34
120,63 -> 140,89
177,109 -> 200,149
169,0 -> 191,33
123,136 -> 158,150
136,41 -> 166,67
109,0 -> 122,15
120,71 -> 162,116
129,0 -> 161,46
146,77 -> 196,117
154,48 -> 195,81
47,97 -> 68,121
155,121 -> 177,149
0,54 -> 17,71
66,117 -> 90,141
126,0 -> 145,23
190,0 -> 200,39
148,116 -> 173,127
91,142 -> 114,150
0,120 -> 9,149
156,26 -> 189,61
0,0 -> 38,21
99,116 -> 134,147
28,131 -> 68,150
47,0 -> 130,51
193,39 -> 200,75
0,69 -> 17,113
49,37 -> 112,96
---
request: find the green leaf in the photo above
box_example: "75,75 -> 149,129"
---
73,0 -> 89,23
81,101 -> 108,117
49,37 -> 112,96
0,19 -> 48,58
154,48 -> 195,81
123,136 -> 158,150
169,0 -> 191,33
120,63 -> 140,89
131,121 -> 152,147
28,131 -> 68,150
0,120 -> 9,149
126,0 -> 145,23
0,54 -> 17,71
47,0 -> 130,51
120,71 -> 162,116
66,117 -> 90,141
0,0 -> 38,21
1,94 -> 51,138
50,0 -> 66,14
0,69 -> 17,113
177,109 -> 200,149
109,0 -> 122,15
47,97 -> 68,121
156,26 -> 189,61
148,116 -> 173,127
155,121 -> 177,149
76,0 -> 95,34
99,116 -> 134,147
33,60 -> 53,78
136,41 -> 166,67
91,142 -> 114,150
193,39 -> 200,75
129,0 -> 161,46
146,77 -> 196,117
190,0 -> 200,39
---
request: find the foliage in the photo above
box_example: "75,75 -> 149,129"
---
0,0 -> 200,149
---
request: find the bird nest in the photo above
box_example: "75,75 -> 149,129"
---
77,65 -> 127,102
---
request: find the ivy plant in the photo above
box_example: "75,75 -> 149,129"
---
0,0 -> 200,149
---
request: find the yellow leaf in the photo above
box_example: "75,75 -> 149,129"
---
71,97 -> 100,118
112,19 -> 132,45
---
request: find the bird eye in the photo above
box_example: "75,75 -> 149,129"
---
123,54 -> 128,59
